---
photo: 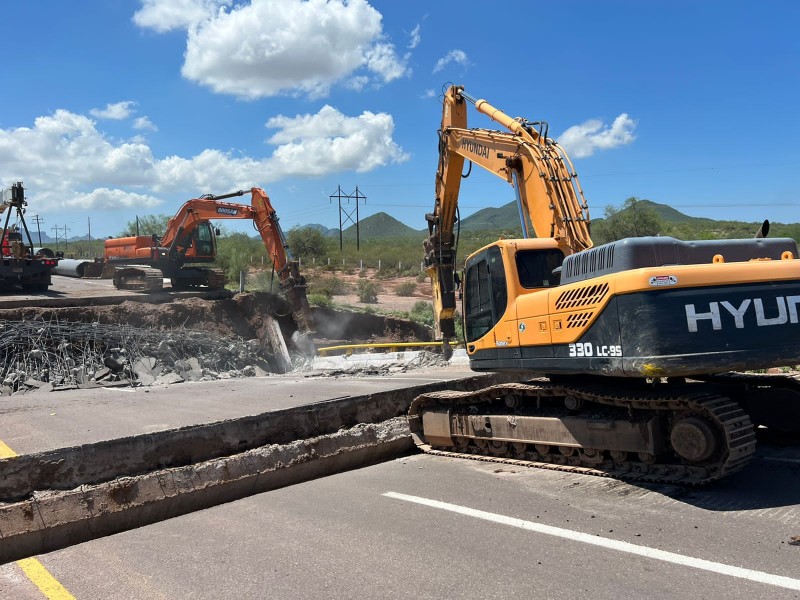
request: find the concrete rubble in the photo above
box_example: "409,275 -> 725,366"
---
0,317 -> 278,394
0,309 -> 461,394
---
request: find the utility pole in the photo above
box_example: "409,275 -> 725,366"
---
330,185 -> 366,250
31,214 -> 44,247
62,225 -> 70,254
51,226 -> 60,252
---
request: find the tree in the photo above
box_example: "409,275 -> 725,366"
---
215,232 -> 267,282
286,226 -> 328,260
119,214 -> 171,237
593,197 -> 666,244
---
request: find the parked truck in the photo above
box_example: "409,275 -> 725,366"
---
0,182 -> 58,292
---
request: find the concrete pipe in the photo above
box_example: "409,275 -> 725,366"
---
53,258 -> 93,278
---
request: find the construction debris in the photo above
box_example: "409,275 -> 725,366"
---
0,316 -> 276,393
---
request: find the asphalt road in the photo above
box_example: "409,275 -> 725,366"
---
2,441 -> 799,599
0,368 -> 477,455
0,274 -> 124,305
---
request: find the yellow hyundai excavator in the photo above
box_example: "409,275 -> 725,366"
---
411,85 -> 800,484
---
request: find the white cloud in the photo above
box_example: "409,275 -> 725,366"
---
64,188 -> 163,210
433,49 -> 469,73
345,76 -> 370,92
364,43 -> 410,83
557,113 -> 637,158
132,0 -> 231,33
133,116 -> 159,131
265,105 -> 409,174
90,101 -> 137,120
0,105 -> 407,216
408,24 -> 421,49
135,0 -> 409,99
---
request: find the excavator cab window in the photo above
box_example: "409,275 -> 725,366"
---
515,249 -> 565,288
464,246 -> 507,342
194,222 -> 215,258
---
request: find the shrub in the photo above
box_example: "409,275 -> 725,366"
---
307,293 -> 332,308
409,300 -> 434,326
395,281 -> 417,296
416,272 -> 428,283
251,270 -> 279,292
375,266 -> 400,280
310,275 -> 350,297
357,280 -> 381,303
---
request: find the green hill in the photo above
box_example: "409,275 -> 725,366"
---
458,202 -> 522,234
634,200 -> 714,225
341,212 -> 421,240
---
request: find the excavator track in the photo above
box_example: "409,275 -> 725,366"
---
113,267 -> 164,292
408,380 -> 757,485
204,268 -> 227,290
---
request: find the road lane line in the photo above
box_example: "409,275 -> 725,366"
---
384,491 -> 800,592
0,439 -> 18,459
16,559 -> 76,600
0,441 -> 76,599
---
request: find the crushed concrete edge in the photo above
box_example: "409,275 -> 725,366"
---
0,418 -> 412,564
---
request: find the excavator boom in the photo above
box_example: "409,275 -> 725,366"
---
426,85 -> 591,345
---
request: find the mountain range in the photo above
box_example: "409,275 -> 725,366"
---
306,199 -> 752,240
18,199 -> 790,246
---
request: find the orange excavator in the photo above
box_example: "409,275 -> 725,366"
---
410,85 -> 800,484
104,187 -> 313,334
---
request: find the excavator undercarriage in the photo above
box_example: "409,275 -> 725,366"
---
410,374 -> 800,484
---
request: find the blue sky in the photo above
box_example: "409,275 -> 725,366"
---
1,0 -> 798,239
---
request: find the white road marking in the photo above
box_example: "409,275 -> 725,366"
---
383,491 -> 800,592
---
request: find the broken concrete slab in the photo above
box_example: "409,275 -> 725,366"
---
155,372 -> 184,385
0,418 -> 411,565
0,372 -> 511,501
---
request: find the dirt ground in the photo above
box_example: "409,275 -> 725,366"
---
306,268 -> 431,314
0,290 -> 429,345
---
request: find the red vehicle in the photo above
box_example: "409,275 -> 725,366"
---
0,182 -> 58,292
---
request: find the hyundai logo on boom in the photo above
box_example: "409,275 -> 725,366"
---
685,296 -> 800,332
459,139 -> 490,159
216,207 -> 239,216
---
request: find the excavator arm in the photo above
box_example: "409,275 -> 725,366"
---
425,85 -> 592,347
249,188 -> 314,336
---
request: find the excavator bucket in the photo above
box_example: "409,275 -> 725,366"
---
281,260 -> 316,355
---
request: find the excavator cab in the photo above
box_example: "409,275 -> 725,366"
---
463,238 -> 569,349
183,221 -> 216,262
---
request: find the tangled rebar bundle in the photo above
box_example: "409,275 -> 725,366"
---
0,315 -> 272,392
